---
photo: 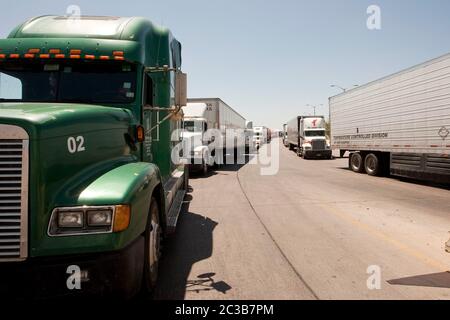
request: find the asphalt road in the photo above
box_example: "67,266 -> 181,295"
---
154,139 -> 450,300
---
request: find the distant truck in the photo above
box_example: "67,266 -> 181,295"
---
253,126 -> 269,150
286,116 -> 332,159
330,53 -> 450,183
245,121 -> 254,153
182,98 -> 246,174
0,15 -> 189,299
282,124 -> 289,147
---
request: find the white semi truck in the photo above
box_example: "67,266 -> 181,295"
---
253,126 -> 270,150
182,98 -> 246,174
329,53 -> 450,183
286,116 -> 332,159
245,120 -> 254,153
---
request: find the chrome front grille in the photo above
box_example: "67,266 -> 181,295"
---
0,126 -> 28,262
312,140 -> 326,150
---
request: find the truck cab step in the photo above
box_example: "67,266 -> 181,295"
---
165,190 -> 186,234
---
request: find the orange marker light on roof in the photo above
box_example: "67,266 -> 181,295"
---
54,54 -> 65,59
49,49 -> 61,54
9,54 -> 19,58
70,55 -> 81,59
84,55 -> 95,60
99,56 -> 110,60
70,49 -> 81,55
114,56 -> 125,61
28,48 -> 40,54
24,53 -> 35,58
0,54 -> 5,59
113,51 -> 124,57
39,54 -> 50,59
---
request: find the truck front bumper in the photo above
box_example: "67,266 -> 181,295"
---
0,236 -> 144,300
304,150 -> 332,159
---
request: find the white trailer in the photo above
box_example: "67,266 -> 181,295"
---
329,53 -> 450,183
182,98 -> 246,174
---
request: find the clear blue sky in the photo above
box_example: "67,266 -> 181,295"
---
1,0 -> 450,129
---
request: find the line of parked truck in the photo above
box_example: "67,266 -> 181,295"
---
0,13 -> 449,301
181,98 -> 272,175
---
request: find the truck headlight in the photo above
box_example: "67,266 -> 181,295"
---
87,209 -> 113,227
48,205 -> 130,236
58,211 -> 84,228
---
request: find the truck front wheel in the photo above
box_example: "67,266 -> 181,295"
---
350,153 -> 365,173
365,153 -> 381,176
142,197 -> 162,293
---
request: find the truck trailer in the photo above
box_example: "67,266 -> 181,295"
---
0,15 -> 189,298
330,53 -> 450,183
182,98 -> 246,173
286,116 -> 332,159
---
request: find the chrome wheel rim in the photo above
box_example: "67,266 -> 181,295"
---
149,216 -> 161,273
352,155 -> 361,170
366,157 -> 376,173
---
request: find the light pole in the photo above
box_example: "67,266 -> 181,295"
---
330,84 -> 346,92
330,84 -> 359,92
306,104 -> 323,116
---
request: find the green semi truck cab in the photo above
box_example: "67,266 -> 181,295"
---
0,15 -> 188,298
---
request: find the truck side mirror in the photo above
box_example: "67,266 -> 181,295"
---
175,72 -> 187,107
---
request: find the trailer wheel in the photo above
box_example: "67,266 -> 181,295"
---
289,144 -> 294,151
350,153 -> 365,173
364,153 -> 380,176
184,164 -> 190,191
142,197 -> 162,293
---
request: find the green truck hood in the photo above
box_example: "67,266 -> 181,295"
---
0,103 -> 140,257
0,102 -> 132,139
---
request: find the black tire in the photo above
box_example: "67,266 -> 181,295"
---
142,197 -> 162,293
350,153 -> 365,173
289,144 -> 294,151
296,147 -> 302,157
202,160 -> 208,176
364,153 -> 381,176
340,150 -> 346,158
184,165 -> 189,191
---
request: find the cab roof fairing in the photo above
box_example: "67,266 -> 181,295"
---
2,15 -> 182,69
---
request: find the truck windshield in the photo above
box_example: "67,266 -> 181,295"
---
183,120 -> 205,133
0,61 -> 137,104
305,130 -> 325,137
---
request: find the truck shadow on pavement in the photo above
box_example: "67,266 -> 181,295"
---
189,155 -> 255,179
388,272 -> 450,289
153,199 -> 231,299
